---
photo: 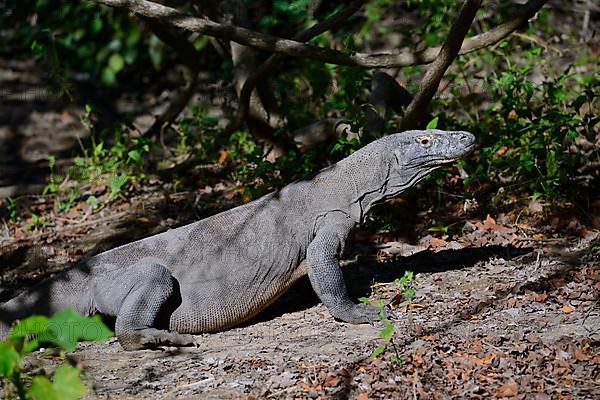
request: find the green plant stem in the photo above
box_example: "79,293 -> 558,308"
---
14,371 -> 27,400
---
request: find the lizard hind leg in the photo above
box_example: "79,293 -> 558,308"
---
96,259 -> 196,350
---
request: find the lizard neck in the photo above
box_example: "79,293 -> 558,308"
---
332,147 -> 393,223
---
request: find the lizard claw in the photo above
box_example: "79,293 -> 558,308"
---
332,303 -> 381,324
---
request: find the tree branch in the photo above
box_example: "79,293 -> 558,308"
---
400,0 -> 482,130
91,0 -> 548,68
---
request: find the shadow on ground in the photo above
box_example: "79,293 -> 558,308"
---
249,245 -> 533,325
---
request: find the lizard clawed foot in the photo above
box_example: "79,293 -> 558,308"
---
332,303 -> 382,324
118,328 -> 198,350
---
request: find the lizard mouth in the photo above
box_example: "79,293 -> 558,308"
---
445,142 -> 478,163
406,141 -> 478,168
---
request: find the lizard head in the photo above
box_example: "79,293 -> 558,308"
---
385,129 -> 476,192
393,129 -> 477,169
341,129 -> 477,220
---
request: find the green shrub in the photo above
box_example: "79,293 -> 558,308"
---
0,310 -> 113,400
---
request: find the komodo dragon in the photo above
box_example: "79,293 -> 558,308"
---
0,129 -> 476,350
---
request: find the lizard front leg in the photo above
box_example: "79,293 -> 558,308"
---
307,226 -> 379,324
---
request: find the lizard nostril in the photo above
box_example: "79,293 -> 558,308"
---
459,133 -> 473,142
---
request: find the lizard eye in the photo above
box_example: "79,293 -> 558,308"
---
416,135 -> 433,147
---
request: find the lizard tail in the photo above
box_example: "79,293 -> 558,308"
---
0,267 -> 92,338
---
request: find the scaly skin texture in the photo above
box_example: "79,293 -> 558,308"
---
0,129 -> 476,350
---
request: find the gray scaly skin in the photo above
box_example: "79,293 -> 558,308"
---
0,129 -> 476,350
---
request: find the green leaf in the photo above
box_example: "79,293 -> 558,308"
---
90,17 -> 103,34
571,95 -> 587,111
545,149 -> 558,178
9,315 -> 50,339
426,116 -> 439,129
127,149 -> 141,162
404,287 -> 416,301
29,376 -> 55,400
108,173 -> 130,200
371,344 -> 386,358
148,35 -> 164,70
86,195 -> 99,209
358,297 -> 370,305
125,27 -> 141,46
0,342 -> 21,377
53,364 -> 87,399
28,364 -> 86,400
428,225 -> 448,233
100,67 -> 116,86
74,156 -> 85,167
123,47 -> 138,65
108,53 -> 124,73
567,129 -> 579,139
379,322 -> 394,341
529,46 -> 542,56
38,309 -> 113,351
8,311 -> 112,355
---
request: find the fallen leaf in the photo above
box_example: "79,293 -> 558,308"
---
528,198 -> 544,213
495,383 -> 519,397
324,375 -> 341,387
429,237 -> 448,248
218,149 -> 228,164
60,110 -> 73,122
530,291 -> 548,302
507,297 -> 519,307
572,348 -> 590,361
533,394 -> 551,400
562,305 -> 574,314
516,223 -> 534,231
413,352 -> 424,366
355,393 -> 372,400
481,353 -> 496,364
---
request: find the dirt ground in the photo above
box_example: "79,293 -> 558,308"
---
0,60 -> 599,399
9,225 -> 599,400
